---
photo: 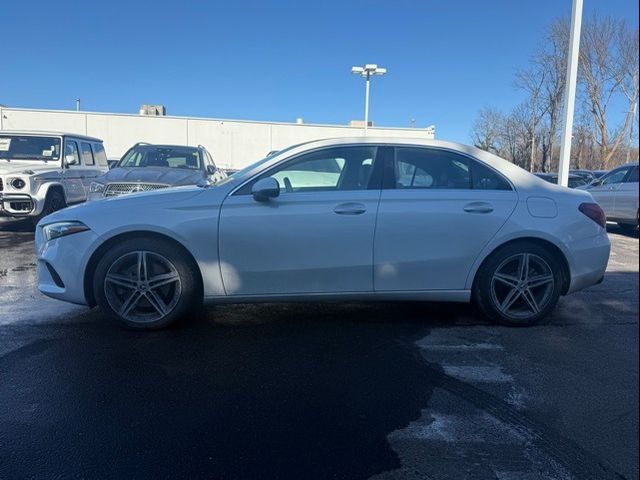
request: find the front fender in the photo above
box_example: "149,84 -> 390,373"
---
33,181 -> 68,214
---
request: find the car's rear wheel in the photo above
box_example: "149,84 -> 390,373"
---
32,189 -> 65,226
93,237 -> 200,329
618,211 -> 638,231
473,242 -> 562,326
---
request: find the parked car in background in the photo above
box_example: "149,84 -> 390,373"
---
88,143 -> 226,200
0,131 -> 108,224
534,172 -> 588,188
579,163 -> 639,231
570,169 -> 596,183
36,137 -> 610,330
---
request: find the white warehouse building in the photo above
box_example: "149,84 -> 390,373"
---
0,106 -> 436,170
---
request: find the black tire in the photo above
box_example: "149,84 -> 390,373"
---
617,222 -> 638,232
617,211 -> 638,231
473,241 -> 563,327
32,189 -> 66,226
93,237 -> 201,330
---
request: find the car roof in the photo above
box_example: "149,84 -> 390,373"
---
0,130 -> 103,142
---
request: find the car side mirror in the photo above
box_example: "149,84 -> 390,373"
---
251,177 -> 280,202
591,179 -> 603,187
65,155 -> 78,167
206,165 -> 216,175
107,160 -> 118,170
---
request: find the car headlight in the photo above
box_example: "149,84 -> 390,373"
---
9,177 -> 26,189
42,221 -> 90,242
89,182 -> 106,194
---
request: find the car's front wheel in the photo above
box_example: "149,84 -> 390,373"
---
32,189 -> 65,226
473,242 -> 563,326
93,237 -> 201,329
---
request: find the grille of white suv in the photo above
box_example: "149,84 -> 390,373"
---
104,183 -> 169,197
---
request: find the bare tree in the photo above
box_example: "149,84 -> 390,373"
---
618,25 -> 639,162
515,68 -> 546,171
470,14 -> 637,171
579,15 -> 637,168
471,107 -> 505,154
516,19 -> 569,173
539,20 -> 570,172
507,103 -> 538,169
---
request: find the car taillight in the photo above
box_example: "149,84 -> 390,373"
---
579,202 -> 606,228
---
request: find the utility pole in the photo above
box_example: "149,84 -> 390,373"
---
76,98 -> 81,112
558,0 -> 583,187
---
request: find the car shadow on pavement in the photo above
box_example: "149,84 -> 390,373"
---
1,276 -> 636,479
0,302 -> 457,480
0,218 -> 33,233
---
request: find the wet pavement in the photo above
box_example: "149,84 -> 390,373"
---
0,217 -> 638,479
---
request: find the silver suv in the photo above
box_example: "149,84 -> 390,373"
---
87,143 -> 226,200
0,131 -> 108,224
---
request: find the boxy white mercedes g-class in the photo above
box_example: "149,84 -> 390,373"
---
0,131 -> 108,224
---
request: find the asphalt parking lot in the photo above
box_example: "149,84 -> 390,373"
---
0,218 -> 638,480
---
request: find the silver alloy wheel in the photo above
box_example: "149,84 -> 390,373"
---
490,253 -> 555,320
104,251 -> 182,323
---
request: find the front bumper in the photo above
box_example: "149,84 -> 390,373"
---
565,230 -> 611,294
0,193 -> 37,216
36,227 -> 99,306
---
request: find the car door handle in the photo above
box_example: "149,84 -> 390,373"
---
463,202 -> 494,214
334,202 -> 366,215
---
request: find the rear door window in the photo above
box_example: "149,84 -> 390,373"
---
392,147 -> 511,191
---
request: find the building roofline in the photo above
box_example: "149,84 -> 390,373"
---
0,106 -> 435,133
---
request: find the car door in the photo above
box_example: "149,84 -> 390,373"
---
614,166 -> 639,222
374,146 -> 518,291
218,145 -> 382,296
61,139 -> 85,204
587,166 -> 632,218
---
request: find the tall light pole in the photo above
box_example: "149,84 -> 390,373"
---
557,0 -> 583,187
351,64 -> 387,133
76,98 -> 81,112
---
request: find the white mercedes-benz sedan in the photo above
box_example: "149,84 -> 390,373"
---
35,138 -> 610,329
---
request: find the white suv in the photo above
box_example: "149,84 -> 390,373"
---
0,131 -> 108,224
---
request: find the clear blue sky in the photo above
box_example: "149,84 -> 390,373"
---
2,0 -> 638,142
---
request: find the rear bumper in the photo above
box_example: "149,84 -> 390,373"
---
565,230 -> 611,294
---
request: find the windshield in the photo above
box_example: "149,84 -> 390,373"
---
118,146 -> 201,169
0,135 -> 62,161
